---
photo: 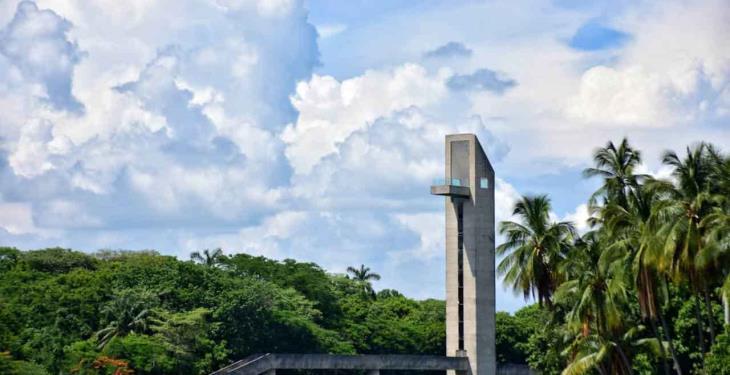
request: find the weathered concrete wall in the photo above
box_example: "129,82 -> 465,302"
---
442,134 -> 496,375
212,354 -> 470,375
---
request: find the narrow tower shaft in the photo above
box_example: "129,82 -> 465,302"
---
431,134 -> 495,375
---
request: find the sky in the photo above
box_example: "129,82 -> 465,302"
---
0,0 -> 728,312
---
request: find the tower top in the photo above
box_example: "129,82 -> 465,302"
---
430,134 -> 493,198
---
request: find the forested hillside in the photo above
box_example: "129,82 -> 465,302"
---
0,248 -> 542,374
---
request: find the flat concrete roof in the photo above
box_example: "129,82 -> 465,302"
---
212,354 -> 470,375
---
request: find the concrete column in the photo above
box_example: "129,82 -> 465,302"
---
435,134 -> 496,375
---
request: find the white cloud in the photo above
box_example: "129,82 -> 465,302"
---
494,177 -> 521,224
635,163 -> 675,181
215,0 -> 296,17
8,118 -> 57,177
567,66 -> 669,125
561,203 -> 591,233
316,23 -> 347,39
391,212 -> 444,261
0,0 -> 318,229
0,201 -> 36,234
567,0 -> 730,127
0,0 -> 83,111
282,64 -> 449,174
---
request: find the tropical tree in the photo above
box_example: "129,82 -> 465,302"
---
701,206 -> 730,327
190,248 -> 225,267
347,264 -> 381,296
557,232 -> 628,340
562,325 -> 663,375
497,195 -> 575,308
583,138 -> 644,211
94,289 -> 158,349
659,143 -> 719,352
600,182 -> 682,375
557,233 -> 666,375
346,264 -> 381,282
702,146 -> 730,326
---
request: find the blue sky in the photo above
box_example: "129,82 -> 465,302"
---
0,0 -> 728,312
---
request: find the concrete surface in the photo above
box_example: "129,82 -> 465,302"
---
211,354 -> 470,375
434,134 -> 496,375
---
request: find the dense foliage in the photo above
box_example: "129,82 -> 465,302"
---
498,140 -> 730,374
0,249 -> 459,374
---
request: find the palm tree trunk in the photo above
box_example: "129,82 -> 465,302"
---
648,317 -> 671,375
702,285 -> 716,345
659,313 -> 683,375
661,277 -> 684,375
642,270 -> 671,375
722,293 -> 730,325
615,345 -> 634,375
694,293 -> 706,354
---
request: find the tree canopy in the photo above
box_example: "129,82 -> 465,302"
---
498,139 -> 730,375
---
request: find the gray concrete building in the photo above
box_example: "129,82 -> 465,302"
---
431,134 -> 496,375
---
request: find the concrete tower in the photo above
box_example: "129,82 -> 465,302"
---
431,134 -> 496,375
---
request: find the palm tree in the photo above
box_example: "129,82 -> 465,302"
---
562,325 -> 663,375
556,232 -> 627,339
347,264 -> 381,282
190,248 -> 225,267
583,138 -> 644,211
95,289 -> 158,349
347,264 -> 381,297
701,207 -> 730,326
704,145 -> 730,326
497,195 -> 575,308
602,182 -> 682,374
558,233 -> 664,375
659,143 -> 719,351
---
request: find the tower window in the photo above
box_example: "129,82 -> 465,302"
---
479,177 -> 489,189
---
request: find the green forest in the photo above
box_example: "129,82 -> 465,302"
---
1,139 -> 729,375
0,247 -> 544,375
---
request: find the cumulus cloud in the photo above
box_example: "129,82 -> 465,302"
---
561,203 -> 591,233
282,64 -> 449,174
494,177 -> 521,224
289,107 -> 509,211
0,1 -> 83,111
567,0 -> 730,127
423,41 -> 472,59
8,118 -> 57,177
635,163 -> 674,181
447,69 -> 516,94
0,0 -> 318,230
390,213 -> 443,260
